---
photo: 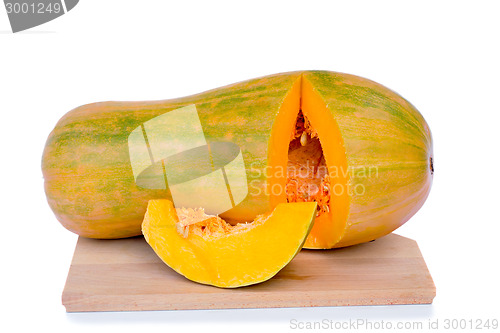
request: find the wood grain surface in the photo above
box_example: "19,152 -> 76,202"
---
62,233 -> 435,312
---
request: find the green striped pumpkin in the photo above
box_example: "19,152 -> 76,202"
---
42,71 -> 433,248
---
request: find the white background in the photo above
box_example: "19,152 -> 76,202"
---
1,1 -> 500,332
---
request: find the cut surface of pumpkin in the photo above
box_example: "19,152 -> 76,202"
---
268,73 -> 431,248
142,199 -> 317,288
268,75 -> 350,249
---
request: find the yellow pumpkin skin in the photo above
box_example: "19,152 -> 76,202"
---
42,71 -> 433,248
142,200 -> 317,288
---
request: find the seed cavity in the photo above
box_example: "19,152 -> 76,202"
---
287,110 -> 331,218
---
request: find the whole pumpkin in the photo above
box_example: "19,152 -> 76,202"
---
42,71 -> 433,249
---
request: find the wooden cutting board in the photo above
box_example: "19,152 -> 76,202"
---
62,233 -> 435,312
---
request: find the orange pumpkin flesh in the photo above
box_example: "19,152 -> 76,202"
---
142,200 -> 317,288
268,75 -> 349,248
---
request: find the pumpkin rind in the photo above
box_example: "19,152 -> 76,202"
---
42,72 -> 301,238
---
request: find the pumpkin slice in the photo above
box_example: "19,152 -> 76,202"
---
142,200 -> 317,288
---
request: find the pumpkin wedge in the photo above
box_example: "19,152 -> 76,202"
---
43,70 -> 433,248
142,200 -> 317,288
